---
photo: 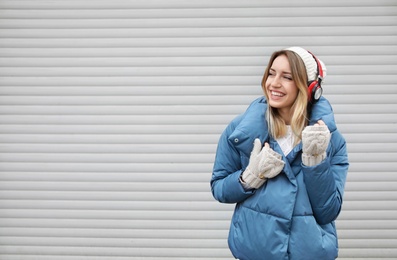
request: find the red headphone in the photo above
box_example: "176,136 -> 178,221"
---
307,51 -> 323,103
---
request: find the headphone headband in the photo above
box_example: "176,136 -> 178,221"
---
306,51 -> 323,103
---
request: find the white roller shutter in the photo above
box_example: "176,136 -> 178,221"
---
0,0 -> 396,259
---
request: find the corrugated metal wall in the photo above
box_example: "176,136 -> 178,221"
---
0,0 -> 396,259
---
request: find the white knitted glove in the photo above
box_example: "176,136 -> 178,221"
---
241,139 -> 285,189
302,122 -> 331,166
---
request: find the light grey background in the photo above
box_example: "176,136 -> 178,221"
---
0,0 -> 396,259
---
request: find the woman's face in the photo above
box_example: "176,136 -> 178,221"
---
265,54 -> 299,115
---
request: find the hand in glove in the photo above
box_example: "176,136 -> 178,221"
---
241,138 -> 285,189
302,120 -> 331,166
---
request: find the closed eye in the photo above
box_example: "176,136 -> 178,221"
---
283,72 -> 293,80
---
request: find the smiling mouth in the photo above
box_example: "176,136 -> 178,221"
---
271,91 -> 285,97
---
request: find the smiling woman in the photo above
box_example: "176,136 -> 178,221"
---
211,47 -> 349,260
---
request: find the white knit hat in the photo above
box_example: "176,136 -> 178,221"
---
285,47 -> 327,82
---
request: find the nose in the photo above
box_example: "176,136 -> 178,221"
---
270,75 -> 282,88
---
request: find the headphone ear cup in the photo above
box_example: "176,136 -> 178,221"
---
307,80 -> 317,102
307,81 -> 322,102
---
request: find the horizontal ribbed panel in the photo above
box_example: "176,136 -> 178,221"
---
0,0 -> 396,259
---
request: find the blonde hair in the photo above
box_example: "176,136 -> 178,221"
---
261,50 -> 309,145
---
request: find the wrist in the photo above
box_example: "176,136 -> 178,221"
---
241,168 -> 266,189
302,151 -> 327,166
239,174 -> 253,190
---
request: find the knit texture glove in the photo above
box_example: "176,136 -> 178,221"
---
302,125 -> 331,166
241,139 -> 285,189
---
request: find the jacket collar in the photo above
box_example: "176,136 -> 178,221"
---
228,97 -> 268,158
228,96 -> 336,158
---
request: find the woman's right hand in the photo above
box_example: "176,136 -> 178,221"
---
241,138 -> 285,189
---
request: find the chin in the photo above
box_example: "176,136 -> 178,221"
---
268,100 -> 282,109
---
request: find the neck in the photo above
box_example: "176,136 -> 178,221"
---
278,108 -> 292,125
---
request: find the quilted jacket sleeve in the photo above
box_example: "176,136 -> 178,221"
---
302,129 -> 349,225
210,117 -> 255,204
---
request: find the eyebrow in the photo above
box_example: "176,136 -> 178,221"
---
269,68 -> 292,75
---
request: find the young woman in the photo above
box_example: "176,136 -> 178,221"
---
210,47 -> 349,260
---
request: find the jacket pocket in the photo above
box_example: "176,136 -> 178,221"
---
289,216 -> 338,260
229,206 -> 289,260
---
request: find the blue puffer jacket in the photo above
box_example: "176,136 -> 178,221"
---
211,96 -> 349,260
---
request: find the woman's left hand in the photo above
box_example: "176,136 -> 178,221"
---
301,120 -> 331,166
